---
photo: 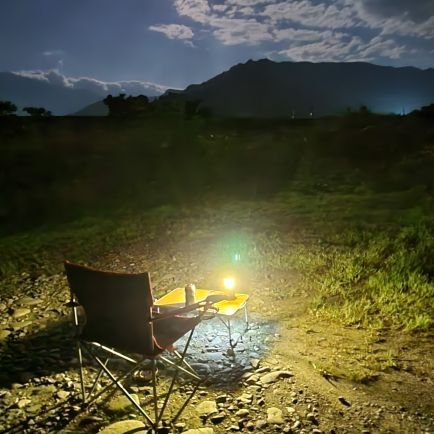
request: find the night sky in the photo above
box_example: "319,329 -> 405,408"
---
1,0 -> 433,91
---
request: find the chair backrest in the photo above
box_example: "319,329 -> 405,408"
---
64,261 -> 155,355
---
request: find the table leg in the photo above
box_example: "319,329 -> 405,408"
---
244,304 -> 249,330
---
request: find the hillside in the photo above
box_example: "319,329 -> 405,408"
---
167,60 -> 434,118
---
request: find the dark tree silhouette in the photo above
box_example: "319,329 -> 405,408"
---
103,94 -> 150,117
23,107 -> 52,117
0,100 -> 17,116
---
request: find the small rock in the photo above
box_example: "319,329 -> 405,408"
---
17,398 -> 32,409
256,420 -> 268,430
291,421 -> 302,430
12,308 -> 31,319
267,407 -> 284,424
98,420 -> 146,434
57,390 -> 70,400
210,412 -> 225,424
235,409 -> 249,417
105,394 -> 139,414
338,396 -> 351,407
237,393 -> 253,404
245,421 -> 255,431
307,413 -> 318,425
18,297 -> 42,306
260,370 -> 294,384
182,429 -> 214,434
195,400 -> 218,417
215,394 -> 228,404
250,359 -> 260,369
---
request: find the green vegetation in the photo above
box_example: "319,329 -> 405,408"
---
1,113 -> 433,331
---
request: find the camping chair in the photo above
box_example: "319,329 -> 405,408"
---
64,261 -> 224,429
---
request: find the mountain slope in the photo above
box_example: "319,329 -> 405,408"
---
0,72 -> 166,115
174,60 -> 434,117
72,100 -> 109,116
0,72 -> 101,116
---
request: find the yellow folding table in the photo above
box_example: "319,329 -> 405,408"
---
155,288 -> 250,348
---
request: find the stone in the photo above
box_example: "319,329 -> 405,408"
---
12,308 -> 31,319
255,420 -> 268,430
307,413 -> 318,425
57,390 -> 70,400
291,421 -> 302,430
237,393 -> 253,403
98,420 -> 146,434
105,394 -> 140,414
250,359 -> 260,369
338,396 -> 351,407
267,407 -> 284,424
18,297 -> 42,306
182,429 -> 214,434
256,366 -> 271,374
260,370 -> 294,384
16,398 -> 32,409
0,330 -> 11,341
215,394 -> 228,404
210,412 -> 225,424
195,400 -> 218,417
235,409 -> 249,417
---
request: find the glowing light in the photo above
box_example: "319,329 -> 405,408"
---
223,277 -> 236,290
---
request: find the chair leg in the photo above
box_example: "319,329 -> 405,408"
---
158,327 -> 199,424
93,354 -> 155,428
152,359 -> 158,424
87,358 -> 109,400
77,341 -> 86,403
173,349 -> 196,374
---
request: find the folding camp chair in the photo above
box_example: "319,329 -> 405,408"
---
64,261 -> 223,429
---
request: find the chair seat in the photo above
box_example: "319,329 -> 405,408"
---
81,315 -> 200,357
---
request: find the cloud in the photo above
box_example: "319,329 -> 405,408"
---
12,70 -> 171,96
42,50 -> 65,57
149,23 -> 194,42
342,0 -> 434,38
273,33 -> 408,64
357,0 -> 434,24
262,1 -> 359,30
169,0 -> 434,66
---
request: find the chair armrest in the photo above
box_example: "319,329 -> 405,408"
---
151,300 -> 216,321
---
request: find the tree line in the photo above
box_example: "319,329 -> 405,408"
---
102,93 -> 212,119
0,101 -> 51,117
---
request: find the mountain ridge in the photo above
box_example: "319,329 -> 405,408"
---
167,59 -> 434,117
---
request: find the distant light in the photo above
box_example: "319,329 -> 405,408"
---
223,277 -> 236,290
233,253 -> 241,263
